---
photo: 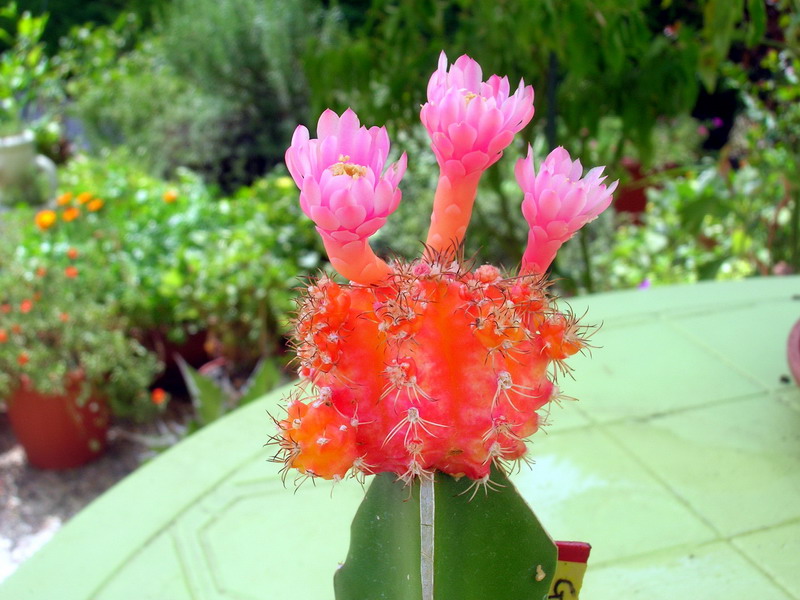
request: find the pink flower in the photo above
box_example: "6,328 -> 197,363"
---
420,52 -> 535,177
285,108 -> 406,244
516,146 -> 618,274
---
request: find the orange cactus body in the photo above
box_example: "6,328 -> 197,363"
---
274,261 -> 584,483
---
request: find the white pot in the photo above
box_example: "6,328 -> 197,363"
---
0,129 -> 57,205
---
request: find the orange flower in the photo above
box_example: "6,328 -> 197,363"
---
36,267 -> 47,277
11,324 -> 22,334
59,312 -> 70,323
64,266 -> 78,278
17,352 -> 29,366
151,388 -> 168,405
67,247 -> 79,260
87,198 -> 104,212
35,210 -> 57,230
163,189 -> 179,203
63,207 -> 80,222
76,191 -> 93,205
56,192 -> 73,206
0,329 -> 7,343
20,299 -> 33,314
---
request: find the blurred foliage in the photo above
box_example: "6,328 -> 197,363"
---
178,356 -> 282,433
0,2 -> 61,134
584,42 -> 800,291
51,153 -> 323,375
19,0 -> 165,51
58,1 -> 335,191
308,0 -> 764,160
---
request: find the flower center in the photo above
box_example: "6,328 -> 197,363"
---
330,155 -> 367,179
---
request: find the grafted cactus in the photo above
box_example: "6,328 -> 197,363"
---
270,51 -> 615,600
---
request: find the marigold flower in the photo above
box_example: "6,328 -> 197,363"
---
35,210 -> 57,230
65,266 -> 79,278
63,207 -> 80,222
87,198 -> 104,212
163,189 -> 179,203
0,329 -> 7,343
286,108 -> 407,284
59,312 -> 69,323
56,192 -> 73,206
20,299 -> 33,314
67,247 -> 79,260
76,191 -> 93,205
516,146 -> 618,275
36,267 -> 47,277
151,388 -> 168,405
17,352 -> 29,366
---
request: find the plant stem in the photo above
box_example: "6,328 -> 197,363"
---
791,177 -> 800,271
579,228 -> 595,293
420,475 -> 435,600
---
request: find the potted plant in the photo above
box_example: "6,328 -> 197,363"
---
0,3 -> 59,206
0,243 -> 162,469
269,52 -> 616,598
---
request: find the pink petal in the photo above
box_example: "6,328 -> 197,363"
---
308,205 -> 339,231
334,203 -> 368,230
447,122 -> 478,156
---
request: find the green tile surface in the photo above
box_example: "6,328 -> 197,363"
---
2,276 -> 799,600
731,520 -> 800,596
585,541 -> 794,600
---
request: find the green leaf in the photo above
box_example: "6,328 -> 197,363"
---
176,355 -> 226,426
334,467 -> 557,600
746,0 -> 767,46
432,468 -> 557,600
334,473 -> 422,600
238,358 -> 282,405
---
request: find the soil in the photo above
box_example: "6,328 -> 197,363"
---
0,404 -> 193,583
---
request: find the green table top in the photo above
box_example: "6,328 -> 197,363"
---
2,277 -> 799,600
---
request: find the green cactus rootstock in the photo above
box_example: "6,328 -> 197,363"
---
334,467 -> 557,600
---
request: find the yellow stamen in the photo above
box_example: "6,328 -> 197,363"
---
330,155 -> 367,179
464,91 -> 478,102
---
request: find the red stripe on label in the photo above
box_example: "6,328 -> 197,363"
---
556,541 -> 592,564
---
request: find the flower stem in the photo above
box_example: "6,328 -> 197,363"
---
420,475 -> 435,600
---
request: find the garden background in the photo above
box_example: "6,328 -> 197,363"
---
1,0 -> 798,581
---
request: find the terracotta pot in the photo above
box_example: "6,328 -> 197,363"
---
6,379 -> 110,469
788,319 -> 800,386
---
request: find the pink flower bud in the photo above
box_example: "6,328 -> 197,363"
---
286,109 -> 407,284
420,52 -> 534,178
517,146 -> 618,274
286,108 -> 406,243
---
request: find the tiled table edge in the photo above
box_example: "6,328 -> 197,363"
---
0,386 -> 289,600
2,275 -> 798,600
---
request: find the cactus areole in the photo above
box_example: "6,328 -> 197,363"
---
272,51 -> 617,488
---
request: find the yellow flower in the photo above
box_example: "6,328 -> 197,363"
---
35,210 -> 57,230
163,189 -> 179,203
87,198 -> 104,212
